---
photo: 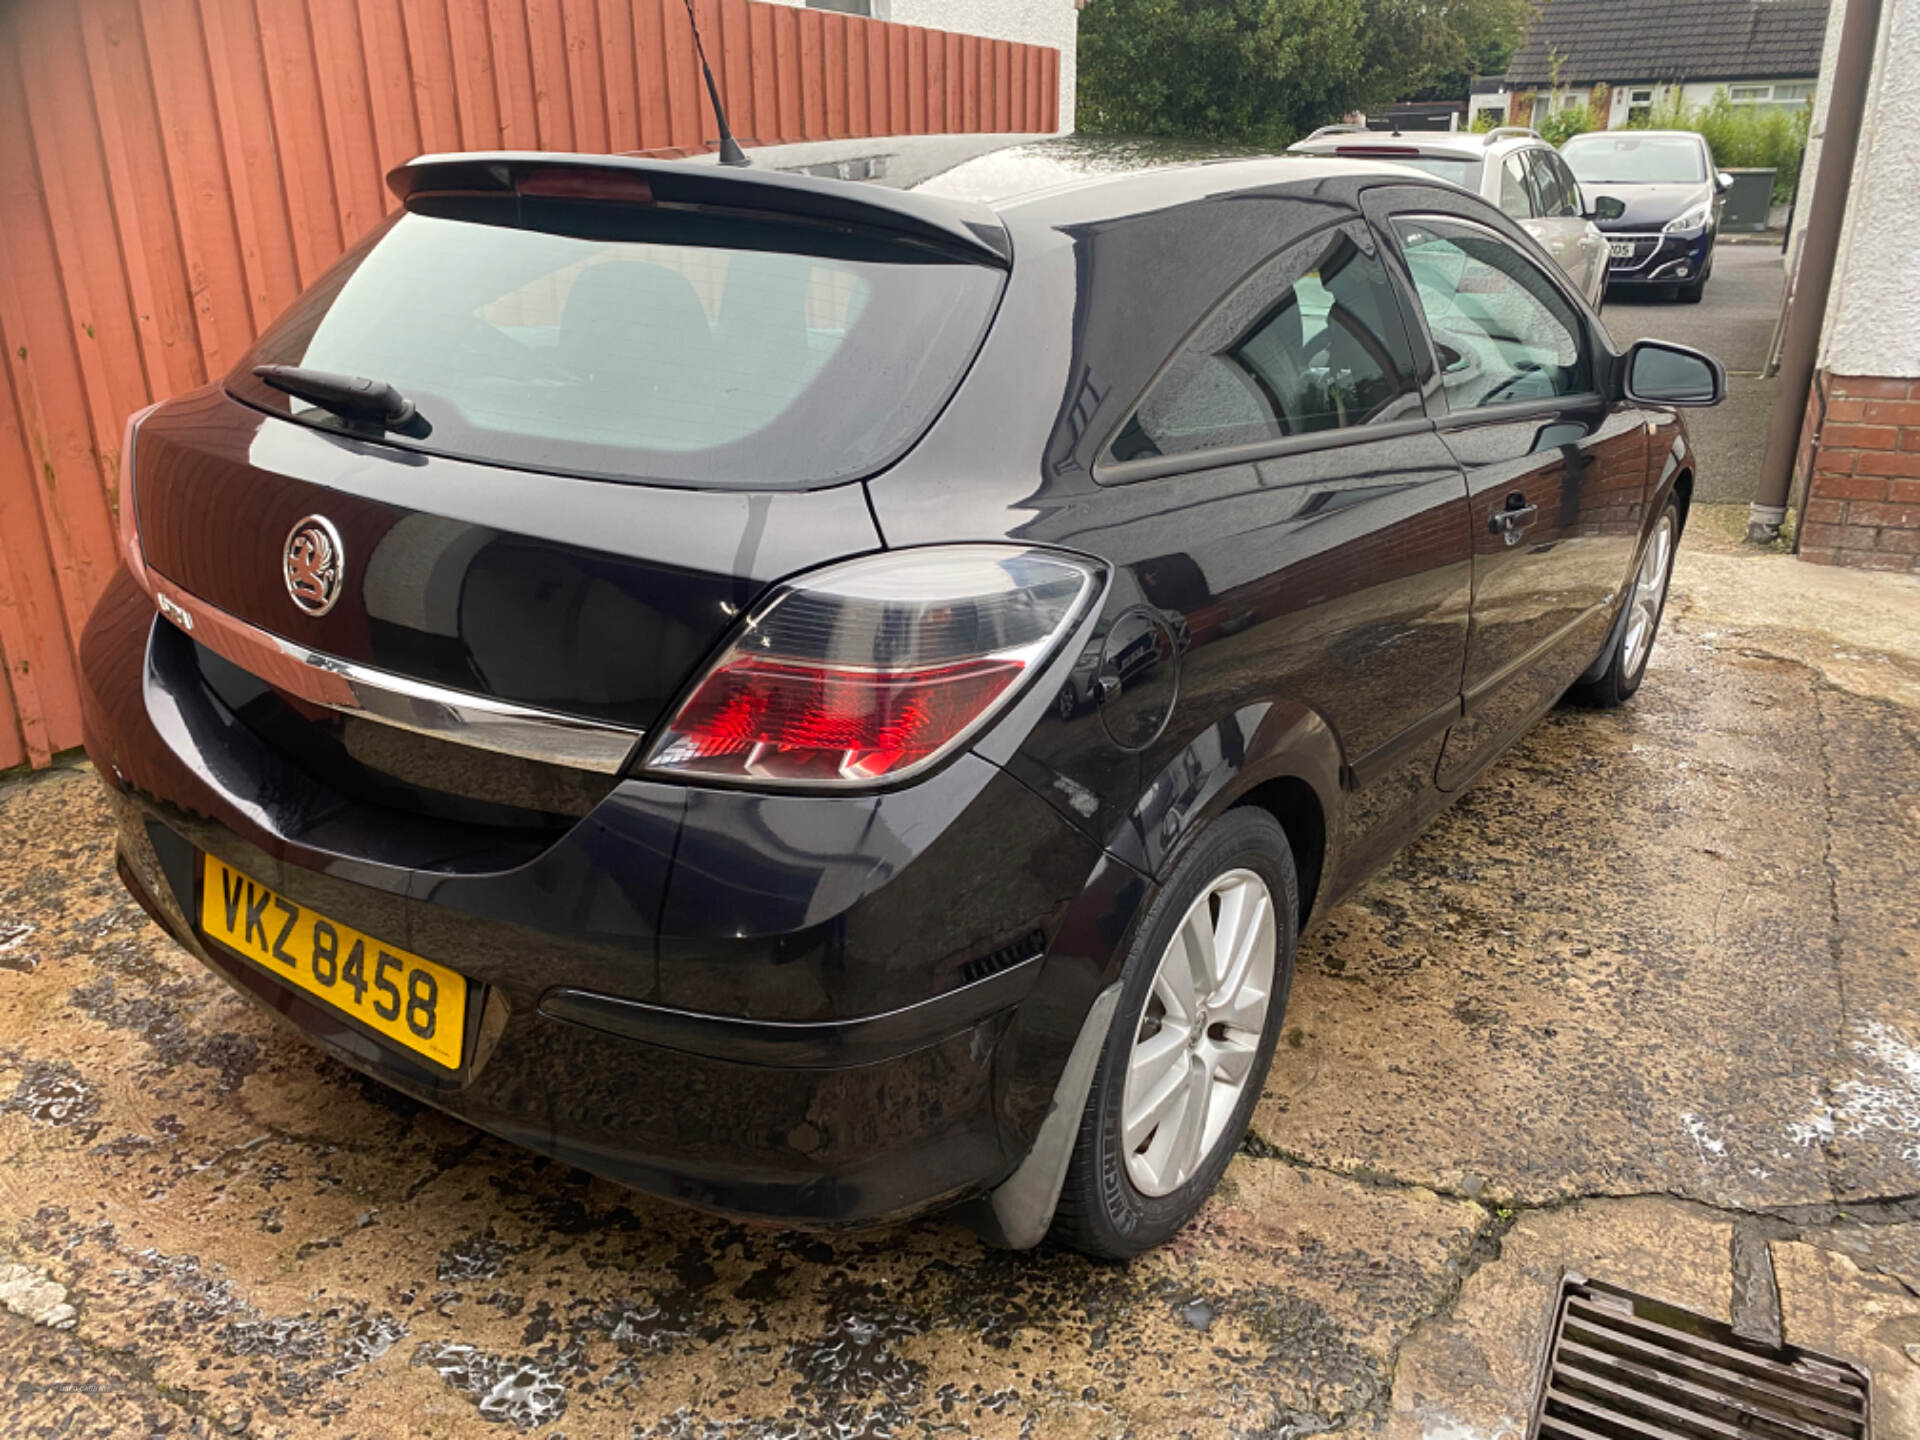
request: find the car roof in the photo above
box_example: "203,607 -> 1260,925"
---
687,132 -> 1457,222
391,136 -> 1473,259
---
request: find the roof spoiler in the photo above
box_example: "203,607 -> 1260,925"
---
1301,123 -> 1373,142
386,151 -> 1012,266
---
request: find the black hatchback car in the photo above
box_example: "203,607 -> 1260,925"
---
81,135 -> 1722,1258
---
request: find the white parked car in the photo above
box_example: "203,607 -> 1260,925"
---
1287,125 -> 1612,310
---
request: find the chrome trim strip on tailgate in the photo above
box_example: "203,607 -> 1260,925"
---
146,574 -> 644,775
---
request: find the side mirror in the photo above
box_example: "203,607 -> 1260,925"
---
1586,194 -> 1626,222
1623,340 -> 1725,407
1716,170 -> 1734,192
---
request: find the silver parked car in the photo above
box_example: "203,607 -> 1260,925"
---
1288,124 -> 1611,310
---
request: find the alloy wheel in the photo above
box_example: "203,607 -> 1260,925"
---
1621,513 -> 1674,677
1121,868 -> 1276,1197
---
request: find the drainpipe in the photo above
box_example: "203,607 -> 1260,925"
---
1747,0 -> 1883,545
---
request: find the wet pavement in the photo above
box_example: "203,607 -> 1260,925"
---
1601,242 -> 1786,506
4,510 -> 1920,1439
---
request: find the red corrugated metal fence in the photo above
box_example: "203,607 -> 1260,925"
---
0,0 -> 1058,770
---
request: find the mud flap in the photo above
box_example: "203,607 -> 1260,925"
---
960,980 -> 1124,1250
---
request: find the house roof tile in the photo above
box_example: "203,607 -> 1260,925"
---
1502,0 -> 1829,87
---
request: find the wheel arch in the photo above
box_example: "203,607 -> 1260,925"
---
1652,425 -> 1694,538
1229,773 -> 1327,929
974,700 -> 1343,1251
1106,699 -> 1342,930
1671,465 -> 1694,536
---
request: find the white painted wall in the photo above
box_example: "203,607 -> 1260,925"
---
1468,91 -> 1509,125
758,0 -> 1078,132
1816,0 -> 1920,377
1484,77 -> 1813,129
1600,79 -> 1809,127
1784,0 -> 1849,284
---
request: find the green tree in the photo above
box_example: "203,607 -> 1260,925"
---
1079,0 -> 1535,144
1383,0 -> 1535,105
1077,0 -> 1369,146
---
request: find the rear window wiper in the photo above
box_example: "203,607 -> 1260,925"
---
253,364 -> 421,432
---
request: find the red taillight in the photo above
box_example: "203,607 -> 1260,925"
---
646,546 -> 1100,789
661,656 -> 1024,783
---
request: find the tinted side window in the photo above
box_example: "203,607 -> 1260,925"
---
1108,225 -> 1422,463
1547,153 -> 1584,216
1498,156 -> 1533,219
1524,150 -> 1569,217
1391,216 -> 1594,410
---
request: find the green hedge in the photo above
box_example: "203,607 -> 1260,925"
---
1535,99 -> 1605,147
1515,88 -> 1810,204
1635,90 -> 1811,203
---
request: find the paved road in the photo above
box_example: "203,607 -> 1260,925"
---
1603,241 -> 1786,505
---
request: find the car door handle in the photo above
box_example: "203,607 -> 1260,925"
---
1490,503 -> 1538,544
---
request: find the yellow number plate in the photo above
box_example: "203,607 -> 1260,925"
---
199,855 -> 467,1070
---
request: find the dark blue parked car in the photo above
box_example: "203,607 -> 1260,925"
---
1561,131 -> 1733,303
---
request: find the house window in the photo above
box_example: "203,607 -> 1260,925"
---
1729,82 -> 1814,108
1560,92 -> 1583,111
1627,87 -> 1655,125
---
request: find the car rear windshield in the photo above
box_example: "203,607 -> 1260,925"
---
1364,154 -> 1478,188
228,212 -> 1004,489
1561,135 -> 1707,185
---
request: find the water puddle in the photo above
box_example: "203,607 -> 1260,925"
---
6,1061 -> 100,1135
413,1338 -> 579,1429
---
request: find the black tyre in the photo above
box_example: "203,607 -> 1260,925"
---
1571,500 -> 1679,708
1676,257 -> 1710,303
1049,807 -> 1297,1259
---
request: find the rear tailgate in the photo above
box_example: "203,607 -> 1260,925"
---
133,388 -> 878,733
132,151 -> 1011,738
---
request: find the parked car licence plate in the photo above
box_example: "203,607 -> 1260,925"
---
1609,240 -> 1637,259
199,854 -> 467,1069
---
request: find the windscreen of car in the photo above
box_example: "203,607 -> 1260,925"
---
228,211 -> 1005,488
1561,135 -> 1707,185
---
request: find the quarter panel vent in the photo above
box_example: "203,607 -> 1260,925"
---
961,928 -> 1047,987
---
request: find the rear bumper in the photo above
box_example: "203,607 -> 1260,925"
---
82,565 -> 1145,1226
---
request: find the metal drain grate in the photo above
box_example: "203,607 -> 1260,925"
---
1529,1273 -> 1872,1440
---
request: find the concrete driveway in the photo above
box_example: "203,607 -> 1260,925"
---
1603,241 -> 1786,505
7,528 -> 1920,1439
6,292 -> 1920,1433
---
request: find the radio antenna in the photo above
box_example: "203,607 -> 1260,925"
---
680,0 -> 750,166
